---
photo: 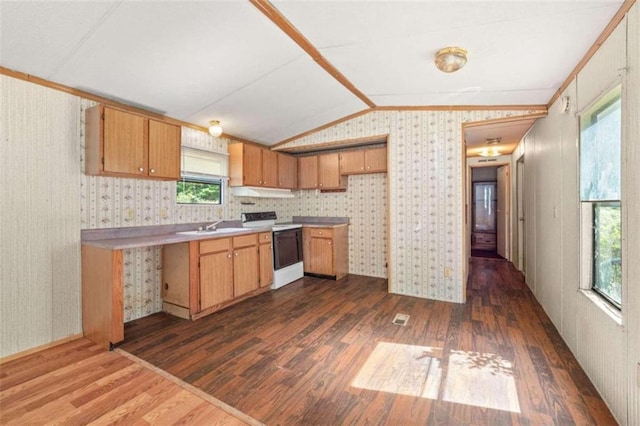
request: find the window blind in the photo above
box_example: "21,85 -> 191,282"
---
181,147 -> 228,179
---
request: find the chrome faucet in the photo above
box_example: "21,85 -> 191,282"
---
205,220 -> 224,231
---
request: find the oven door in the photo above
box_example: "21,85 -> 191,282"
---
273,228 -> 303,270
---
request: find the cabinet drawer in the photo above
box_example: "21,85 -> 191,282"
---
200,238 -> 231,254
258,232 -> 272,243
233,234 -> 257,248
309,228 -> 333,238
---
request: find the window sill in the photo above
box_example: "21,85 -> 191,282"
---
578,289 -> 623,327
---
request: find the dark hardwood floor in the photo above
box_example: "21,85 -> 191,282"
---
119,258 -> 617,425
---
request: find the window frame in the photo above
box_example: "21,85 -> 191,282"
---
176,175 -> 224,206
177,147 -> 229,206
578,83 -> 623,312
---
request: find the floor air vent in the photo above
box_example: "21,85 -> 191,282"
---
392,313 -> 409,326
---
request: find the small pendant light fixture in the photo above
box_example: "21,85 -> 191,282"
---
208,120 -> 223,137
434,47 -> 468,73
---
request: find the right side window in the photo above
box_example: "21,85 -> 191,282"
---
579,85 -> 622,309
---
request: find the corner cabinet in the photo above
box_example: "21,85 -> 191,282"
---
85,105 -> 181,180
302,225 -> 349,280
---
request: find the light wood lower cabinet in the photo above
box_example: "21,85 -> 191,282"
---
162,231 -> 270,321
258,232 -> 274,288
199,239 -> 234,311
232,234 -> 259,297
302,225 -> 349,280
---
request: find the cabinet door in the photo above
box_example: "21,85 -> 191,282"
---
262,149 -> 278,188
319,153 -> 344,189
243,144 -> 263,186
233,246 -> 259,297
278,153 -> 297,189
162,243 -> 190,308
148,120 -> 181,179
298,156 -> 318,189
339,151 -> 365,174
309,237 -> 334,275
259,242 -> 273,288
103,107 -> 147,175
200,250 -> 233,310
364,147 -> 387,173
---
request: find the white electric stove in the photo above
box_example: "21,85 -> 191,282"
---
241,212 -> 303,289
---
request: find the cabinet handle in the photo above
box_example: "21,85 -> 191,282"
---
227,253 -> 232,258
366,166 -> 370,170
234,252 -> 238,257
319,183 -> 323,187
150,168 -> 155,173
164,283 -> 168,290
138,167 -> 144,172
361,166 -> 365,170
319,232 -> 322,235
270,245 -> 272,249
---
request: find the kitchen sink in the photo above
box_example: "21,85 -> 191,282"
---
176,228 -> 247,236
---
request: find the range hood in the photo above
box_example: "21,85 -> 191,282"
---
231,186 -> 295,199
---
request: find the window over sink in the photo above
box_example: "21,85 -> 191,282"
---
177,147 -> 229,205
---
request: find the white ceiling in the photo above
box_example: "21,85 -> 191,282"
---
0,0 -> 623,145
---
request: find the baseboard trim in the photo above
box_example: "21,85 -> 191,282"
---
0,333 -> 84,364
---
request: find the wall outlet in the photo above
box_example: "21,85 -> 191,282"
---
160,208 -> 169,219
125,208 -> 135,221
444,267 -> 452,278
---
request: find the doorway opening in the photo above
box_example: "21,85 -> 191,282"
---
469,165 -> 510,260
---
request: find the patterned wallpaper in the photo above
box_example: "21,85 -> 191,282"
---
78,96 -> 541,319
278,109 -> 544,303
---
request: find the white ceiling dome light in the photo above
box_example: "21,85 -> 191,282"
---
208,120 -> 223,137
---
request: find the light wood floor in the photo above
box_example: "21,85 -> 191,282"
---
118,258 -> 617,425
0,338 -> 259,425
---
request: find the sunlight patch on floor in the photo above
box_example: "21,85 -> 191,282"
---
351,342 -> 520,414
443,349 -> 520,413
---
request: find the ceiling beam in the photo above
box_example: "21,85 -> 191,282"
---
249,0 -> 376,109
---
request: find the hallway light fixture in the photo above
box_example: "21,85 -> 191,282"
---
479,148 -> 501,157
434,47 -> 468,73
208,120 -> 223,137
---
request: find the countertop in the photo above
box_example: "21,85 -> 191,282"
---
81,222 -> 270,250
81,216 -> 349,250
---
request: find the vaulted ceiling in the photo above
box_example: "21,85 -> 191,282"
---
0,0 -> 624,145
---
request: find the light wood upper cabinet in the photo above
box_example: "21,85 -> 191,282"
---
148,119 -> 181,179
229,142 -> 288,188
364,147 -> 387,173
85,105 -> 180,180
258,232 -> 273,288
339,147 -> 387,175
278,153 -> 297,189
303,225 -> 349,280
298,156 -> 319,189
318,153 -> 347,190
229,143 -> 263,187
339,151 -> 365,174
262,149 -> 278,188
